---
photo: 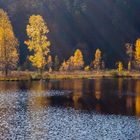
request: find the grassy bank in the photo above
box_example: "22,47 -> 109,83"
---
0,70 -> 140,81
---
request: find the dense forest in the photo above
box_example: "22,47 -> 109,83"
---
0,0 -> 140,68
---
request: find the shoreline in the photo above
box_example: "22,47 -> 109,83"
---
0,70 -> 140,81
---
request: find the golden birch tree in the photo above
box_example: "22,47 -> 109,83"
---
135,39 -> 140,69
93,49 -> 102,70
59,60 -> 69,71
73,49 -> 84,70
47,55 -> 53,72
25,15 -> 51,74
0,9 -> 19,76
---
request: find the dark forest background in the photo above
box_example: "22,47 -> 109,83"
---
0,0 -> 140,68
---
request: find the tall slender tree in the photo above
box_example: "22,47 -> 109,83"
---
54,55 -> 60,71
135,39 -> 140,69
93,49 -> 102,70
0,9 -> 19,76
125,43 -> 134,71
47,55 -> 53,71
25,15 -> 51,74
117,61 -> 123,72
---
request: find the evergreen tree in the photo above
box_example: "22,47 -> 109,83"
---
54,55 -> 60,71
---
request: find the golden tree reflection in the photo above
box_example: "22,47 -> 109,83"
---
118,78 -> 123,98
72,79 -> 83,109
126,80 -> 133,113
135,80 -> 140,117
94,79 -> 102,112
28,81 -> 50,110
29,81 -> 46,91
94,79 -> 102,100
0,82 -> 18,91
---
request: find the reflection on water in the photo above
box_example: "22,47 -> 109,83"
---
135,80 -> 140,117
0,79 -> 140,139
0,78 -> 140,117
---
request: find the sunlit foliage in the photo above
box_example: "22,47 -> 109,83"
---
84,66 -> 90,71
73,49 -> 84,70
135,39 -> 140,69
117,61 -> 123,72
59,60 -> 69,71
0,9 -> 19,76
128,61 -> 131,71
93,49 -> 102,70
25,15 -> 51,73
47,55 -> 53,72
60,49 -> 84,71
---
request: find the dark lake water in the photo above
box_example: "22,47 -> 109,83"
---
0,78 -> 140,139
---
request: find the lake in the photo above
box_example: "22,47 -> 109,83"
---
0,78 -> 140,140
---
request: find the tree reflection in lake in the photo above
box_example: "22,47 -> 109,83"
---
0,78 -> 140,117
0,79 -> 140,139
135,80 -> 140,117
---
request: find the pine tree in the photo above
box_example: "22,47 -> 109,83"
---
54,55 -> 60,71
25,15 -> 51,74
0,9 -> 19,76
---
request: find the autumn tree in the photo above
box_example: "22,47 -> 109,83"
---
60,49 -> 84,71
117,62 -> 123,72
47,55 -> 53,72
128,61 -> 131,71
59,60 -> 69,71
93,49 -> 102,70
25,15 -> 50,74
0,9 -> 19,76
125,43 -> 134,71
67,56 -> 74,70
135,39 -> 140,69
73,49 -> 84,70
84,66 -> 90,71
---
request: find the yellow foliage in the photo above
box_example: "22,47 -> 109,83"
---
25,15 -> 50,71
73,49 -> 84,70
60,60 -> 69,71
84,66 -> 90,71
135,39 -> 140,66
0,9 -> 19,75
49,67 -> 52,72
47,55 -> 53,70
118,62 -> 123,72
93,49 -> 102,70
60,49 -> 84,71
128,61 -> 131,71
